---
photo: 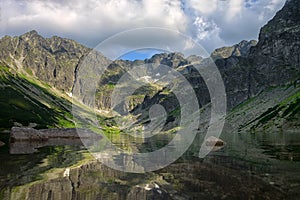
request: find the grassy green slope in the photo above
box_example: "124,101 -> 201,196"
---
0,64 -> 122,142
0,65 -> 75,129
250,89 -> 300,131
226,84 -> 300,133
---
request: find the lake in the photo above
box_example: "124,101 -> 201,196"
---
0,129 -> 300,199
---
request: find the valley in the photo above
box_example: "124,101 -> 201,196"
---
0,0 -> 300,199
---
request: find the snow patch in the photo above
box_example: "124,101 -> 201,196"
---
63,168 -> 70,177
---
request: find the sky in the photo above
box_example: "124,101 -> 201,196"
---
0,0 -> 286,60
121,49 -> 167,60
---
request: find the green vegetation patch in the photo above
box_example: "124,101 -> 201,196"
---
0,65 -> 74,129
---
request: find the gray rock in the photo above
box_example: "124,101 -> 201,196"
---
28,123 -> 37,128
249,0 -> 300,94
10,127 -> 101,142
0,30 -> 109,94
205,136 -> 225,147
211,40 -> 257,60
127,183 -> 171,200
1,0 -> 299,133
10,127 -> 45,141
13,122 -> 23,127
0,140 -> 5,147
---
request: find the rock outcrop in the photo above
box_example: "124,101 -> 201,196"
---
213,0 -> 300,109
0,140 -> 5,147
211,40 -> 257,60
10,127 -> 101,141
0,0 -> 299,131
0,30 -> 109,93
9,127 -> 103,154
249,0 -> 300,95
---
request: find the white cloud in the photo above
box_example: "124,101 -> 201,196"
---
0,0 -> 286,54
265,0 -> 283,11
226,0 -> 243,20
186,0 -> 286,49
186,0 -> 218,14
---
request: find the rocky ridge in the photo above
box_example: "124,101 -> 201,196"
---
0,30 -> 109,93
0,0 -> 299,131
211,40 -> 257,60
249,0 -> 300,95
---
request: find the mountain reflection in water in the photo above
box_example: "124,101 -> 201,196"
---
0,129 -> 300,199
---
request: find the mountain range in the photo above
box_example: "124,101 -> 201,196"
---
0,0 -> 299,135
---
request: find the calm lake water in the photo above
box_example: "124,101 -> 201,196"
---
1,129 -> 300,199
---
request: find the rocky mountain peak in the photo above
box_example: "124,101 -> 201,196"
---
22,30 -> 39,36
248,0 -> 300,94
259,0 -> 300,39
20,30 -> 43,40
0,0 -> 299,114
145,52 -> 188,68
211,40 -> 257,60
0,31 -> 95,92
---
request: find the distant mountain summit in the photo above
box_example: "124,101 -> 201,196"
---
211,40 -> 257,60
0,0 -> 299,131
0,30 -> 109,92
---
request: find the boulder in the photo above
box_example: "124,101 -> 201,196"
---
10,127 -> 45,142
203,136 -> 226,152
205,136 -> 225,147
0,140 -> 5,147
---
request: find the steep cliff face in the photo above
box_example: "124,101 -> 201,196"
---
0,31 -> 95,92
130,0 -> 300,116
0,0 -> 299,130
249,0 -> 300,94
214,0 -> 300,109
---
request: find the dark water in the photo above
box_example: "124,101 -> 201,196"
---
207,130 -> 300,198
0,144 -> 84,189
1,130 -> 300,199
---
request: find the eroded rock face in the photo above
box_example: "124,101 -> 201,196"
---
211,0 -> 300,110
211,40 -> 257,60
131,0 -> 300,117
0,30 -> 109,94
0,1 -> 299,130
249,0 -> 300,94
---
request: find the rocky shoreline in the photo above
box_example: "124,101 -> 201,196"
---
10,127 -> 102,142
8,127 -> 103,154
